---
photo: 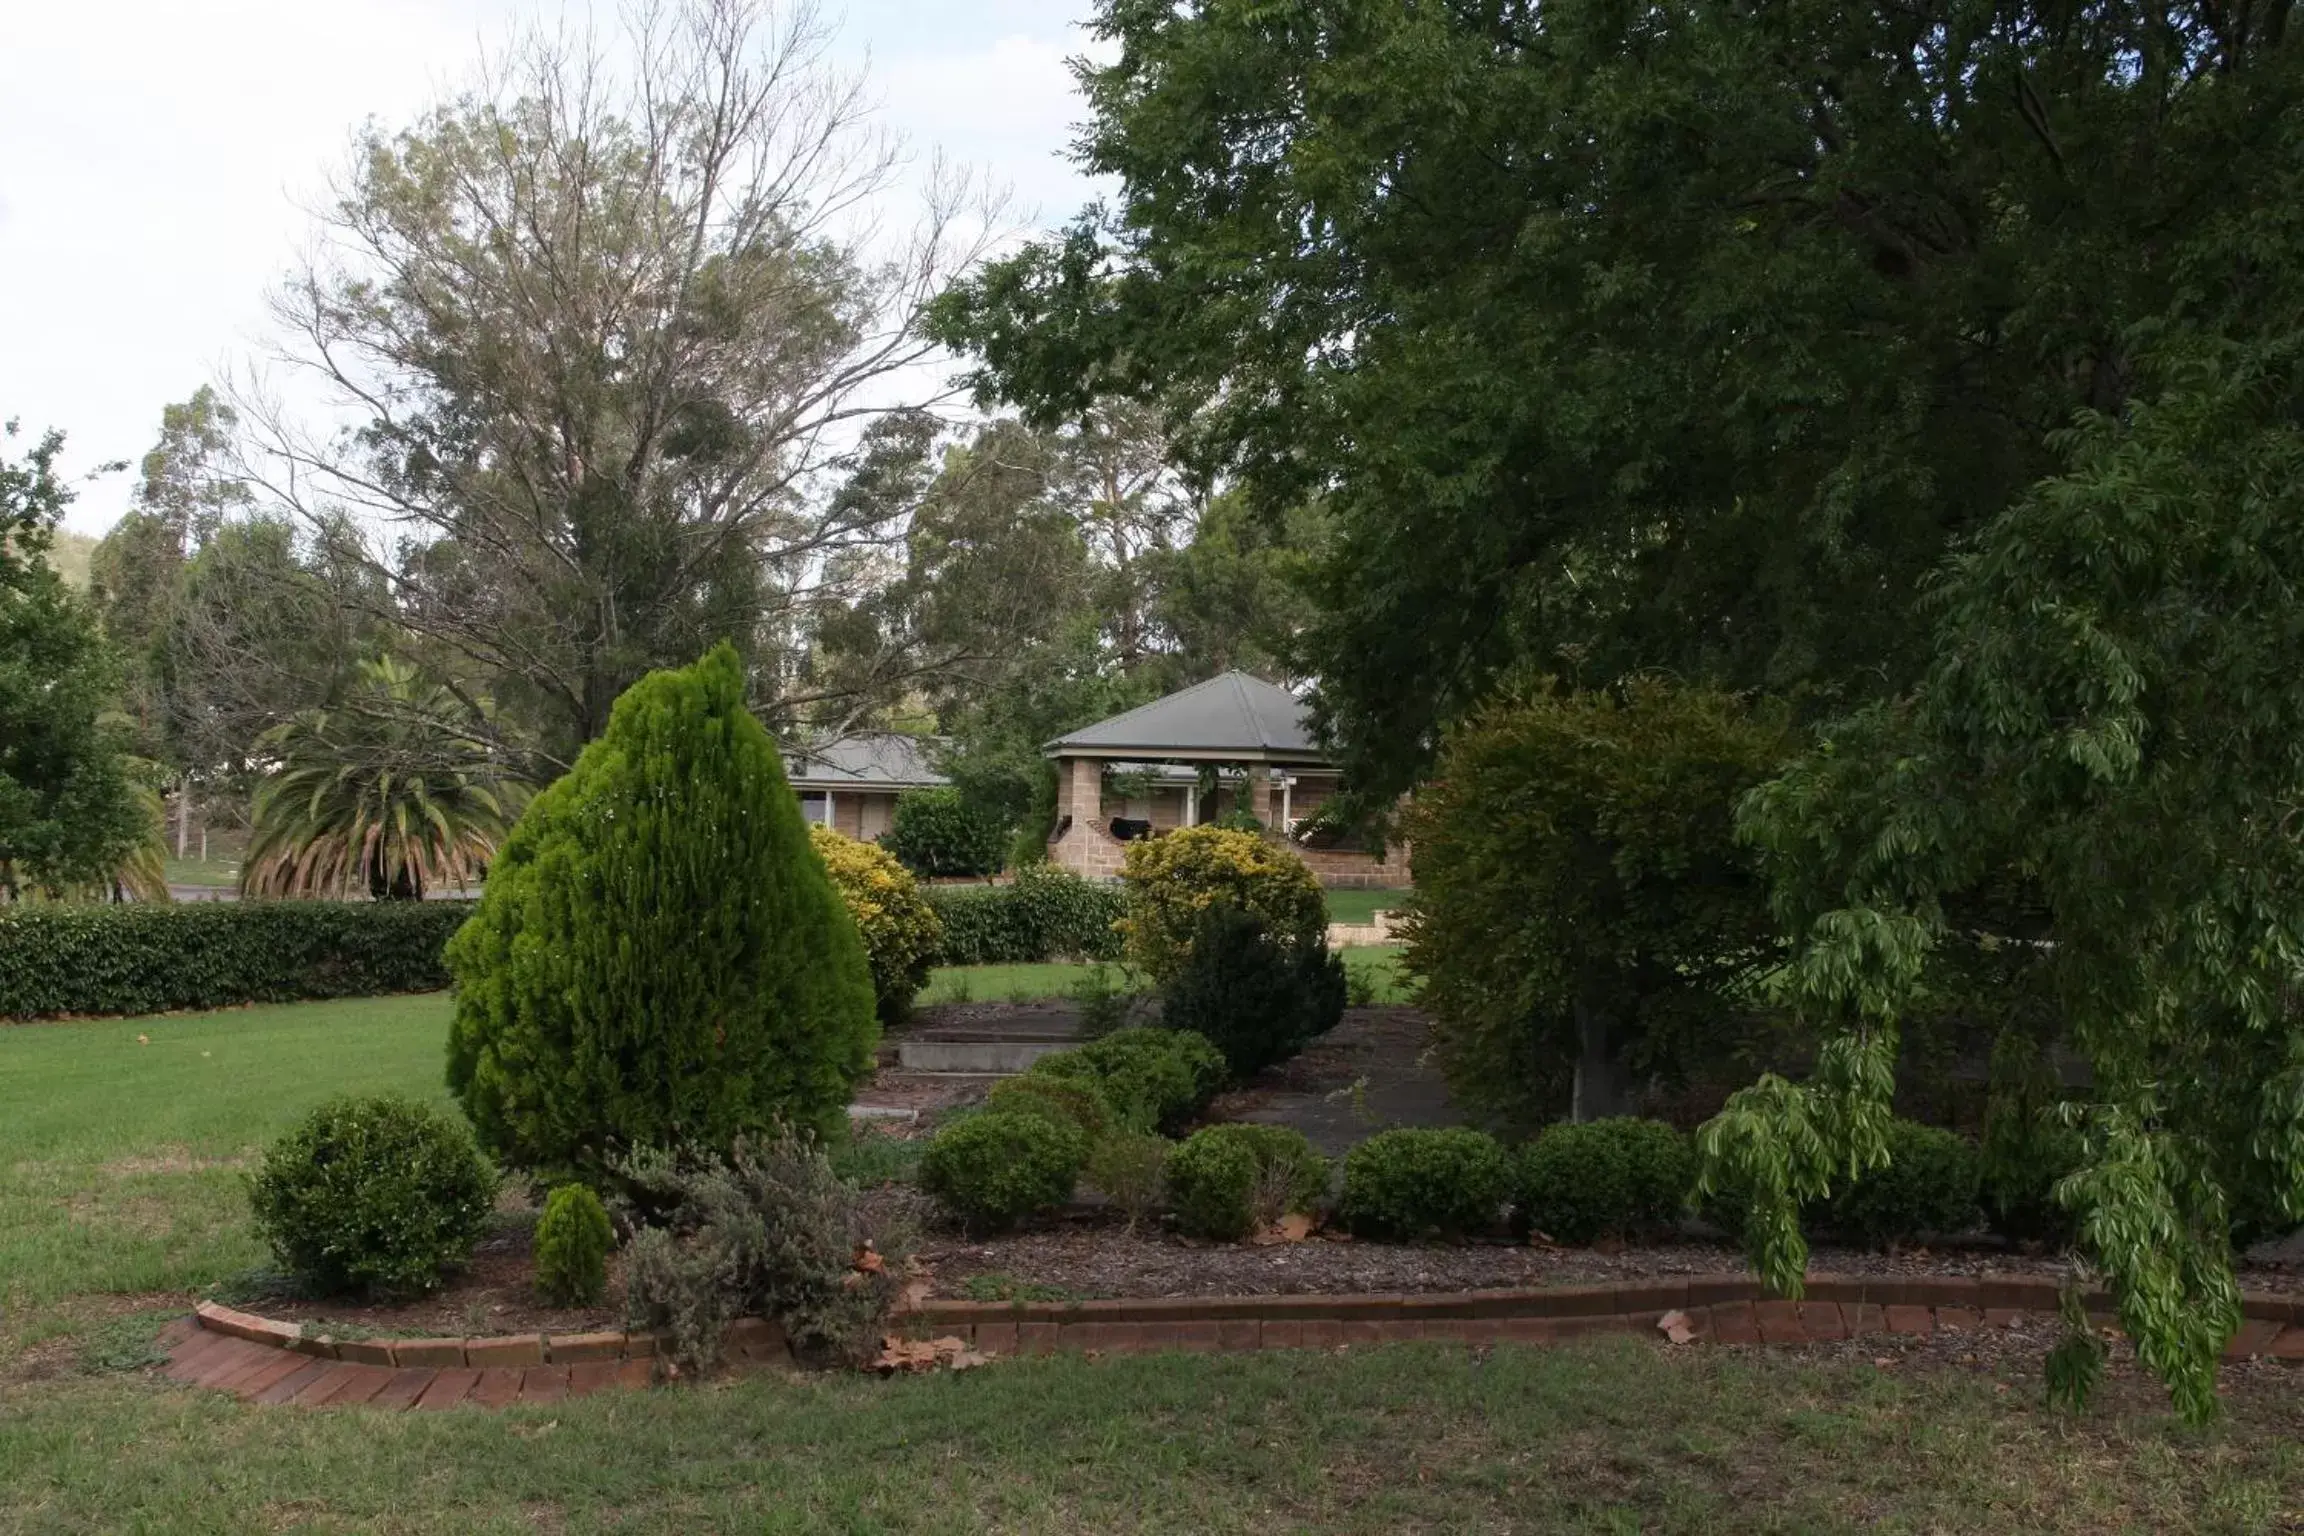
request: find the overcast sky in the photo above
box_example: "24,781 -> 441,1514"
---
0,0 -> 1105,533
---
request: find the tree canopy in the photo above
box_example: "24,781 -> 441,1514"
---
0,424 -> 152,900
933,0 -> 2304,1419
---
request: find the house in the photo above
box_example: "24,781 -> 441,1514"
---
1042,671 -> 1406,889
783,733 -> 947,843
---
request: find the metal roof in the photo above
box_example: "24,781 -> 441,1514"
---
784,732 -> 948,789
1044,672 -> 1327,761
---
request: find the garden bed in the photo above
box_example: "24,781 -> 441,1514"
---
919,1216 -> 2304,1303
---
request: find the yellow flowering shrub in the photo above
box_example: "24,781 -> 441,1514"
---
810,826 -> 944,1022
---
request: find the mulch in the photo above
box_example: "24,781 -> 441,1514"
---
918,1217 -> 2304,1302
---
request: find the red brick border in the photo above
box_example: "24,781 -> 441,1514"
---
164,1277 -> 2304,1412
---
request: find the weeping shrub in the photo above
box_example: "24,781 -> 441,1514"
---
446,645 -> 878,1186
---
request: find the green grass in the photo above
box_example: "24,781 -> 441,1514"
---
3,1332 -> 2297,1532
6,982 -> 2297,1531
160,854 -> 242,889
1324,887 -> 1409,926
919,947 -> 1415,1006
0,994 -> 453,1307
919,961 -> 1121,1006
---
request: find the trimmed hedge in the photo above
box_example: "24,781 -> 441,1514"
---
1341,1127 -> 1511,1240
1514,1117 -> 1693,1243
924,864 -> 1126,965
0,900 -> 474,1019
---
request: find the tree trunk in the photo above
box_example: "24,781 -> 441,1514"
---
175,783 -> 191,859
1571,997 -> 1628,1122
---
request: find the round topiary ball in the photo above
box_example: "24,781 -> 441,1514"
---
918,1110 -> 1087,1230
1514,1118 -> 1694,1244
1340,1126 -> 1509,1240
248,1094 -> 498,1297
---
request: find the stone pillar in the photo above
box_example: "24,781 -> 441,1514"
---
1060,755 -> 1103,829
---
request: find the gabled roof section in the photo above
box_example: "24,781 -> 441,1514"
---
784,732 -> 948,789
1044,672 -> 1326,761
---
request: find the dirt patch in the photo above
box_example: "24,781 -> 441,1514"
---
100,1146 -> 252,1177
920,1215 -> 2304,1301
250,1216 -> 627,1339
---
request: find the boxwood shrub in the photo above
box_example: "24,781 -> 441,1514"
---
1514,1117 -> 1693,1243
246,1094 -> 499,1297
0,900 -> 473,1019
1165,1123 -> 1329,1240
918,1110 -> 1088,1230
1820,1119 -> 1982,1247
923,864 -> 1126,965
1341,1127 -> 1510,1240
1029,1027 -> 1226,1135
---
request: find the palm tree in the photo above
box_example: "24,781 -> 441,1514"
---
242,657 -> 526,901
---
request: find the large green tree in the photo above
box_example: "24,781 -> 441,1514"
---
0,424 -> 152,900
242,0 -> 996,771
935,0 -> 2304,1416
935,0 -> 2295,798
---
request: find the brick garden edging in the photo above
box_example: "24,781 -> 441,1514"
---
163,1277 -> 2304,1411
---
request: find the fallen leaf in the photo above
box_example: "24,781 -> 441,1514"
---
1250,1213 -> 1317,1245
852,1242 -> 886,1275
898,1278 -> 932,1311
1657,1309 -> 1698,1346
136,1034 -> 149,1046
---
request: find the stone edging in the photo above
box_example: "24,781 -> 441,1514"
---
190,1300 -> 793,1369
166,1277 -> 2304,1411
898,1275 -> 2304,1359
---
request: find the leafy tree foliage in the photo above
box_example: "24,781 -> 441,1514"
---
935,0 -> 2300,801
1403,681 -> 1792,1130
884,787 -> 1007,878
941,0 -> 2304,1420
242,0 -> 996,770
0,424 -> 151,900
446,644 -> 877,1183
243,656 -> 525,900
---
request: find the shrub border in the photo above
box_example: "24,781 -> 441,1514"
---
189,1275 -> 2304,1379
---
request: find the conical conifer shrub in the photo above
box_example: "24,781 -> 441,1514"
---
446,644 -> 876,1182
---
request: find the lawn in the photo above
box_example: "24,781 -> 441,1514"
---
6,992 -> 2299,1532
1324,887 -> 1410,926
917,947 -> 1415,1007
5,1331 -> 2298,1532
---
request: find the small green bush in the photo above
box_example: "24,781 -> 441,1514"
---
924,864 -> 1127,964
247,1095 -> 498,1297
534,1184 -> 614,1306
1514,1118 -> 1693,1244
1166,1124 -> 1329,1240
1085,1131 -> 1170,1230
619,1134 -> 907,1372
918,1111 -> 1088,1230
0,900 -> 472,1019
986,1074 -> 1115,1140
1341,1127 -> 1509,1240
1821,1120 -> 1982,1247
1030,1027 -> 1226,1134
1120,825 -> 1328,981
886,787 -> 1008,878
1160,905 -> 1346,1079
